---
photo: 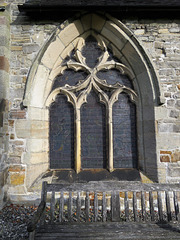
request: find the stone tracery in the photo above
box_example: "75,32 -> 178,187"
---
48,33 -> 137,173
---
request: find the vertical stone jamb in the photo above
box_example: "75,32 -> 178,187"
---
0,3 -> 10,208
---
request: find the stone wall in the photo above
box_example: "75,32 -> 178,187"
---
0,2 -> 10,208
0,0 -> 179,204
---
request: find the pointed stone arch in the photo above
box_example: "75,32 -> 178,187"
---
23,13 -> 162,188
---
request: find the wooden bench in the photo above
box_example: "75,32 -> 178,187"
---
27,181 -> 180,239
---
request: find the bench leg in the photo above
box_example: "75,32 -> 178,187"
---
29,230 -> 35,240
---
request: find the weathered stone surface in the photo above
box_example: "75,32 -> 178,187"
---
158,122 -> 174,133
22,44 -> 40,54
41,37 -> 64,69
15,120 -> 31,138
92,14 -> 105,32
26,139 -> 48,153
8,165 -> 25,172
101,21 -> 127,51
169,110 -> 179,118
10,172 -> 25,186
134,29 -> 145,35
0,56 -> 9,72
26,163 -> 48,188
160,155 -> 170,162
30,64 -> 50,108
58,20 -> 84,47
9,110 -> 26,119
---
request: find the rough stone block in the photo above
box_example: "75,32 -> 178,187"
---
169,110 -> 179,118
92,14 -> 105,32
59,42 -> 74,60
26,163 -> 48,188
10,172 -> 25,185
0,56 -> 9,72
8,165 -> 25,172
167,165 -> 180,178
28,107 -> 48,121
173,123 -> 180,133
101,21 -> 127,51
58,20 -> 83,47
30,121 -> 48,139
134,29 -> 145,35
160,155 -> 170,162
9,110 -> 26,119
11,45 -> 22,51
160,150 -> 172,155
26,139 -> 48,153
8,120 -> 14,127
15,120 -> 31,138
22,44 -> 40,54
167,99 -> 175,107
155,106 -> 168,119
30,152 -> 48,164
158,29 -> 169,34
158,122 -> 174,133
41,37 -> 64,69
7,156 -> 21,164
175,100 -> 180,109
172,151 -> 180,162
30,65 -> 50,108
81,14 -> 91,31
122,43 -> 147,76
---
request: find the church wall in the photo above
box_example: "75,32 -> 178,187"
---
0,0 -> 179,203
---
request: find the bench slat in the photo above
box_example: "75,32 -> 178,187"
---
94,192 -> 98,222
133,192 -> 137,222
50,191 -> 55,223
157,191 -> 163,222
165,191 -> 172,222
125,191 -> 129,222
40,181 -> 48,225
59,191 -> 64,223
102,192 -> 107,222
111,191 -> 120,222
76,191 -> 81,222
68,191 -> 73,222
149,191 -> 155,222
174,191 -> 179,221
85,192 -> 90,222
141,191 -> 146,222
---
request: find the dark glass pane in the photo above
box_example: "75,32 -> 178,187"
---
81,91 -> 106,169
97,69 -> 133,89
49,94 -> 74,169
113,93 -> 137,168
51,69 -> 87,91
82,36 -> 102,68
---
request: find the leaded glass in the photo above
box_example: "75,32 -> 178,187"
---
81,91 -> 106,169
113,93 -> 137,168
50,94 -> 74,169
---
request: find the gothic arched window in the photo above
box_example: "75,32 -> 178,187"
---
49,34 -> 138,173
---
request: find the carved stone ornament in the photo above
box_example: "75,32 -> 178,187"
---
47,32 -> 137,173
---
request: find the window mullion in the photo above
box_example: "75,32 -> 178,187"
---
75,107 -> 81,173
107,105 -> 114,172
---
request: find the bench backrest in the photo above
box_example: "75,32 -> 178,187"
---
40,181 -> 180,224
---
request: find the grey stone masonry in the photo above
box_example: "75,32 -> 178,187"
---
0,3 -> 10,208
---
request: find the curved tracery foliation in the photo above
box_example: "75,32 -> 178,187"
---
49,33 -> 138,172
